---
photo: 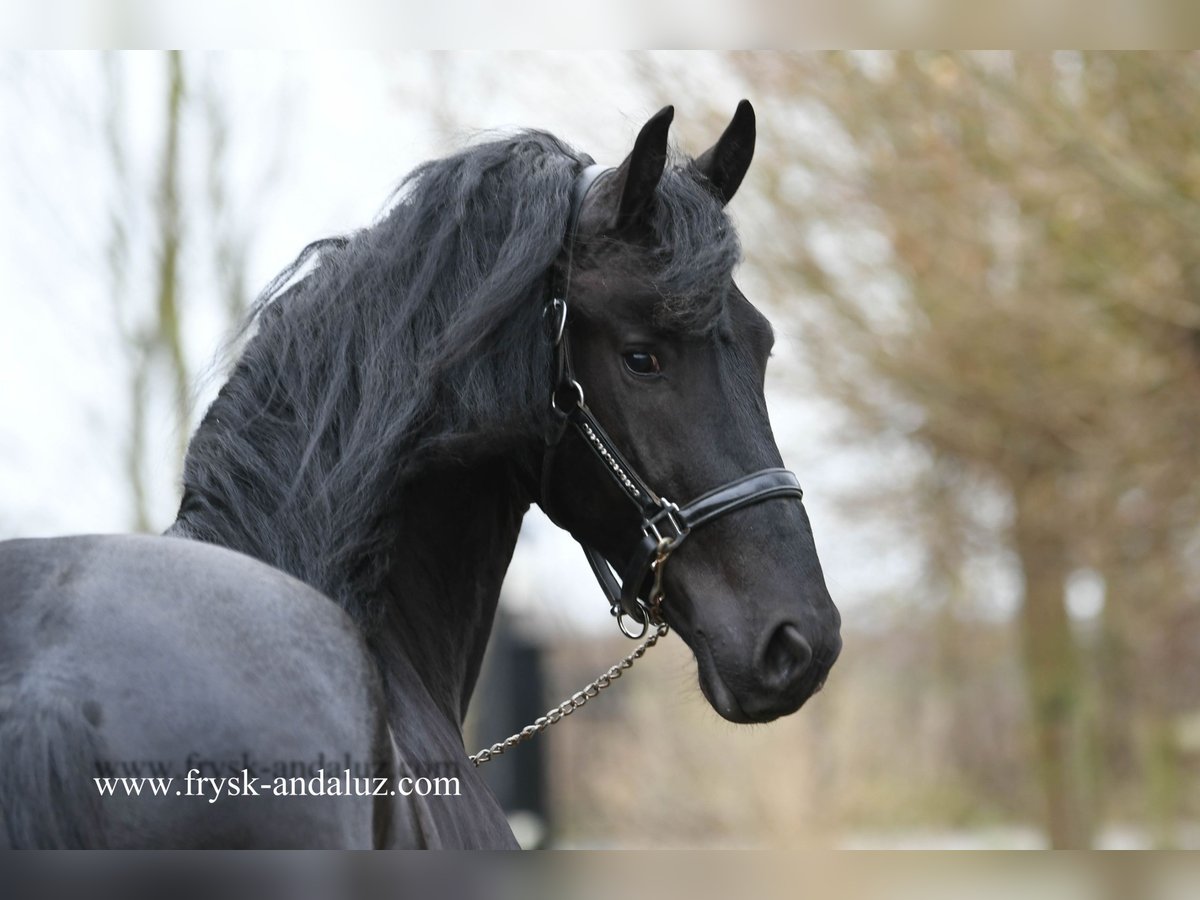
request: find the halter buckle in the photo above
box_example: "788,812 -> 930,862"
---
644,500 -> 687,549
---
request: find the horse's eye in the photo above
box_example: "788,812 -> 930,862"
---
623,351 -> 661,376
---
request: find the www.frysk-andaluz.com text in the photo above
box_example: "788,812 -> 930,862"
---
94,767 -> 461,803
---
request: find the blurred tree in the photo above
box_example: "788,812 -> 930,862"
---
100,51 -> 190,527
155,50 -> 189,472
95,51 -> 282,531
648,51 -> 1200,847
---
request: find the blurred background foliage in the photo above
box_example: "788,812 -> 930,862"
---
632,51 -> 1200,849
2,51 -> 1198,848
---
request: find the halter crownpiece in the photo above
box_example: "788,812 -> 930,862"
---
541,162 -> 805,639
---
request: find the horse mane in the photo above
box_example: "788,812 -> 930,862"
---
171,128 -> 741,621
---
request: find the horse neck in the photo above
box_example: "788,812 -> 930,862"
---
368,453 -> 534,731
170,423 -> 538,737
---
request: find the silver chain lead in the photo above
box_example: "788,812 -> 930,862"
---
471,540 -> 673,767
469,620 -> 669,767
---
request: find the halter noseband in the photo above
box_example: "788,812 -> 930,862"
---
540,164 -> 805,639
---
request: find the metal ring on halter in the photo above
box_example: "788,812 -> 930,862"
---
550,378 -> 584,415
614,602 -> 649,640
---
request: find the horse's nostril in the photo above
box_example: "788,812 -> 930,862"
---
762,622 -> 813,690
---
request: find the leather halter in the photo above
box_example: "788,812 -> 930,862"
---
540,164 -> 806,639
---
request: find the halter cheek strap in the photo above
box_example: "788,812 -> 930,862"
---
540,164 -> 806,639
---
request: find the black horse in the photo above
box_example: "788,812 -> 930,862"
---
0,102 -> 841,848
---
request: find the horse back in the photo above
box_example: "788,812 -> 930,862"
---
0,534 -> 396,848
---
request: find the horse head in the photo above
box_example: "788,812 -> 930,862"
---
541,102 -> 842,723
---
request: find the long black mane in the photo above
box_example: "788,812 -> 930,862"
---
171,129 -> 739,621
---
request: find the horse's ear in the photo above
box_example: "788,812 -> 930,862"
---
610,105 -> 674,232
695,99 -> 756,206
